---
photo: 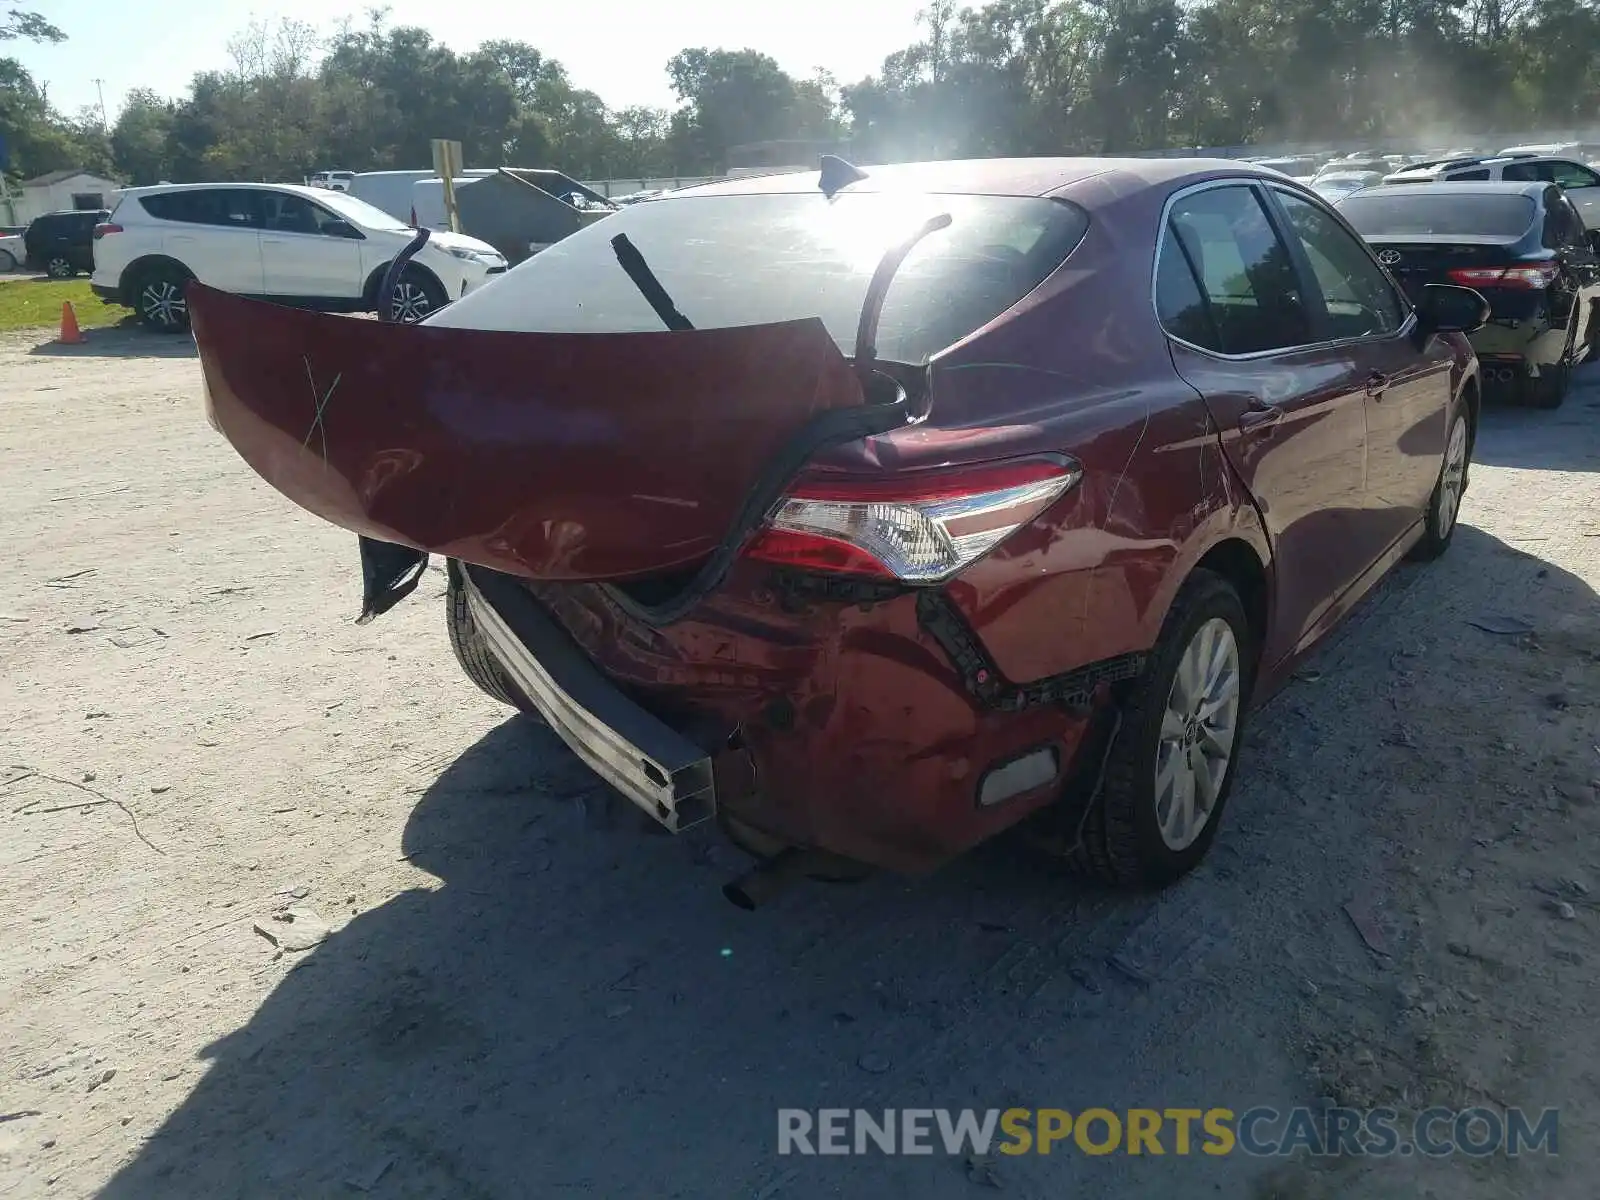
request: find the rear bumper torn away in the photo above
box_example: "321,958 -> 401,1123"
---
462,565 -> 715,832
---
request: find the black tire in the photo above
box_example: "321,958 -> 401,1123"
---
445,569 -> 523,710
135,266 -> 192,333
386,267 -> 447,324
1410,406 -> 1472,561
45,256 -> 74,279
0,249 -> 16,274
1070,569 -> 1255,888
1526,360 -> 1569,409
1525,324 -> 1574,410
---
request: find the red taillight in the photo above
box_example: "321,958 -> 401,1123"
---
93,223 -> 122,240
1447,263 -> 1560,290
743,457 -> 1083,582
409,206 -> 417,228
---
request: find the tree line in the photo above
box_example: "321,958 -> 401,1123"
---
5,0 -> 1600,190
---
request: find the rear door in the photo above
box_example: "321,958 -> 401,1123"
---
258,191 -> 364,302
67,211 -> 102,270
1270,186 -> 1453,553
1541,187 -> 1600,353
141,188 -> 264,294
1157,181 -> 1375,662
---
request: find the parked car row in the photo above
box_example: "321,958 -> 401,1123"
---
1336,180 -> 1600,408
7,208 -> 110,278
187,155 -> 1490,898
89,182 -> 508,331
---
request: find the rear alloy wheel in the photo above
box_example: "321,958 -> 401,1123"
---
1071,570 -> 1253,887
137,268 -> 191,333
45,256 -> 74,279
1410,409 -> 1471,561
387,268 -> 446,324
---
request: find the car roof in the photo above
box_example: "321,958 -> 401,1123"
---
670,156 -> 1303,201
116,181 -> 331,200
1349,180 -> 1550,200
1396,153 -> 1583,175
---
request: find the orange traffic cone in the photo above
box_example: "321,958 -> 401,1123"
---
58,301 -> 85,345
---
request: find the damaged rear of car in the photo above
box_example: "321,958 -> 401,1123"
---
193,160 -> 1272,903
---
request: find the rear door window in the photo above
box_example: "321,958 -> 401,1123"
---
1444,169 -> 1491,181
1159,185 -> 1314,355
1273,191 -> 1405,339
140,189 -> 262,229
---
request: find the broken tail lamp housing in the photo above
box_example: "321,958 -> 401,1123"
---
744,456 -> 1083,583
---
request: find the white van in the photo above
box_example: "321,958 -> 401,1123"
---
409,176 -> 488,231
349,169 -> 495,223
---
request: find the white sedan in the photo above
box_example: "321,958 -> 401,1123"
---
0,231 -> 23,273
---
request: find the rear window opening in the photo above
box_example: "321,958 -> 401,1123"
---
441,191 -> 1091,364
1339,193 -> 1537,238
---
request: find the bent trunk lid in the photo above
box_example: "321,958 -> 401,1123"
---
190,284 -> 868,582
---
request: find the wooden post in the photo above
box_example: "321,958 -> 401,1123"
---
431,139 -> 464,234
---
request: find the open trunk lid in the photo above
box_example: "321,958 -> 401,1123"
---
190,283 -> 875,585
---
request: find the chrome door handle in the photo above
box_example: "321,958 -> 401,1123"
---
1366,371 -> 1390,398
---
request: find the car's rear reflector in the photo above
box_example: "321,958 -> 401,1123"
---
93,223 -> 122,239
743,457 -> 1082,582
1447,262 -> 1560,290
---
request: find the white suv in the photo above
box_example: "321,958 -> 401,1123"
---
91,183 -> 508,331
1382,154 -> 1600,227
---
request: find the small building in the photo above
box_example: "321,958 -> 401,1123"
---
6,170 -> 122,226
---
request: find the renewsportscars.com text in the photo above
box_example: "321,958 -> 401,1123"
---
778,1106 -> 1559,1158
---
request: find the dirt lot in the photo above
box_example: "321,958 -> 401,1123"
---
2,324 -> 1598,1199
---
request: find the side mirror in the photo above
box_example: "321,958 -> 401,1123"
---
1417,283 -> 1490,336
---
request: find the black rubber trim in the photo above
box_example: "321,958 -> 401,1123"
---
599,373 -> 920,628
915,589 -> 1145,713
464,564 -> 711,778
377,228 -> 431,322
356,535 -> 427,625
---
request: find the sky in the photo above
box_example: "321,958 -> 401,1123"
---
11,0 -> 929,120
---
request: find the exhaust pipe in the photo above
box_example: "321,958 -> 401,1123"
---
722,848 -> 821,910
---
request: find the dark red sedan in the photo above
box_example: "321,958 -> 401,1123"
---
189,157 -> 1488,902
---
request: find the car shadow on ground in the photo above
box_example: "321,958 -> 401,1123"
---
27,322 -> 195,360
1470,365 -> 1600,472
94,523 -> 1597,1200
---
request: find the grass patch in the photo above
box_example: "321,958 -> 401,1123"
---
0,278 -> 126,332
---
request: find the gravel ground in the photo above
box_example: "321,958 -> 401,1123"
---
1,324 -> 1597,1199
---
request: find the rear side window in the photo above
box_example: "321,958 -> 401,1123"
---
1157,185 -> 1313,355
1154,230 -> 1218,348
458,191 -> 1090,364
1339,192 -> 1537,238
1444,169 -> 1491,181
140,189 -> 261,229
